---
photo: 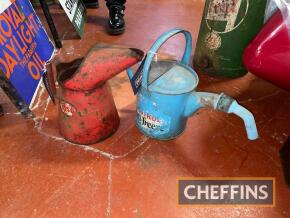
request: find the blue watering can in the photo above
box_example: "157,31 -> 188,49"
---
127,28 -> 258,140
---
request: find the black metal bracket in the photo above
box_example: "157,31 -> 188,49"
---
38,0 -> 62,48
0,71 -> 34,118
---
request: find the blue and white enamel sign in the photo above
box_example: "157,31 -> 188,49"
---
0,0 -> 55,106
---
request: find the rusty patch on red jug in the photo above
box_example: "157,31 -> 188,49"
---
60,101 -> 77,117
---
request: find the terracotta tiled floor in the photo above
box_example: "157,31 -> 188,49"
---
0,0 -> 290,217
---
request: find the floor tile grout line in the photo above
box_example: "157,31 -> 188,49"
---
111,136 -> 149,159
34,160 -> 99,217
106,122 -> 137,147
77,135 -> 149,160
106,159 -> 113,218
31,83 -> 46,111
240,90 -> 282,103
33,101 -> 149,160
36,98 -> 50,131
139,143 -> 153,156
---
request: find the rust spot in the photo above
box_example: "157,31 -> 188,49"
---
199,96 -> 216,107
81,72 -> 89,78
80,121 -> 85,129
101,114 -> 117,126
98,94 -> 106,101
78,108 -> 88,116
62,115 -> 70,120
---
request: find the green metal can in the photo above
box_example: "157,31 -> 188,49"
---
193,0 -> 267,78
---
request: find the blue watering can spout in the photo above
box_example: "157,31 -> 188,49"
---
185,92 -> 259,140
228,101 -> 258,140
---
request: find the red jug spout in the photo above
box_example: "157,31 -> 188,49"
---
62,44 -> 144,91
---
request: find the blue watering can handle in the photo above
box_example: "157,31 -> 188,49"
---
142,28 -> 192,89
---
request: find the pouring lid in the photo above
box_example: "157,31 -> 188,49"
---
60,44 -> 144,91
148,62 -> 198,94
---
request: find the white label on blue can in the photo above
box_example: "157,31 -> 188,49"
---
138,111 -> 161,130
137,110 -> 170,134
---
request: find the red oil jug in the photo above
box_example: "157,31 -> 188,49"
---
243,10 -> 290,92
58,44 -> 144,144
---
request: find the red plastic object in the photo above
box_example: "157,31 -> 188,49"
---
243,11 -> 290,92
58,44 -> 144,144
